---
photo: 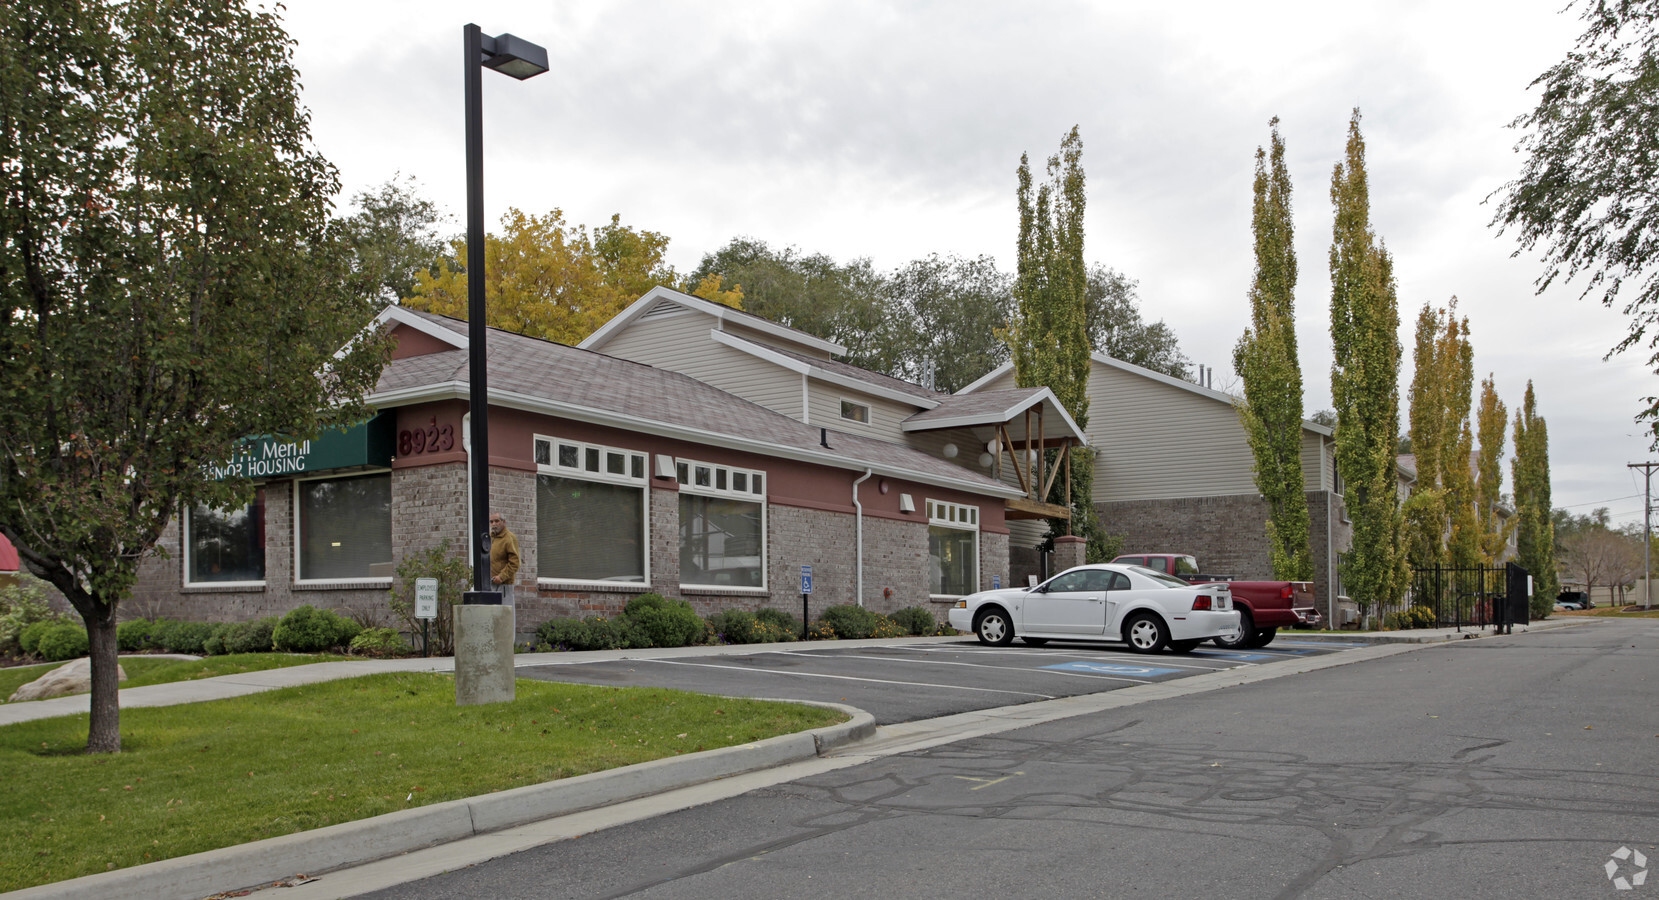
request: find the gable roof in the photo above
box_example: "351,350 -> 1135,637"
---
579,285 -> 845,357
708,330 -> 947,409
960,354 -> 1334,438
370,308 -> 1021,498
902,388 -> 1088,444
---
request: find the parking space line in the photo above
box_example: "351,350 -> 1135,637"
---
898,645 -> 1249,671
637,659 -> 1058,700
764,652 -> 1158,684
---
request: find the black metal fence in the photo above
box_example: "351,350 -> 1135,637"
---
1396,564 -> 1511,630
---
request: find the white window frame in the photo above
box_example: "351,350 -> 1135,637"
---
535,436 -> 651,587
292,469 -> 394,586
839,398 -> 872,427
926,498 -> 980,599
181,493 -> 266,589
675,456 -> 768,590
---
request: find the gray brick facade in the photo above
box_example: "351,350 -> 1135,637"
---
1096,490 -> 1344,616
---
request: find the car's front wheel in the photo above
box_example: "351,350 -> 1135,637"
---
974,608 -> 1014,646
1214,609 -> 1254,650
1124,613 -> 1168,653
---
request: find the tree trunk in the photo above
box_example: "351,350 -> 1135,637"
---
80,603 -> 121,754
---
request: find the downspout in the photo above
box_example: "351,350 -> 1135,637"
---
853,468 -> 873,607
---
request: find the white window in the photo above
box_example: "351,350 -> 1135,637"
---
295,472 -> 392,583
184,487 -> 266,586
926,499 -> 979,597
839,399 -> 870,425
536,437 -> 649,584
676,458 -> 767,588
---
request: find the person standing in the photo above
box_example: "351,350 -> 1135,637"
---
489,512 -> 520,606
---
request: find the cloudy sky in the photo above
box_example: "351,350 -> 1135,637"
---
279,0 -> 1657,528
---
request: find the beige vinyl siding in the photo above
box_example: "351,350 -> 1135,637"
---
903,426 -> 995,476
809,387 -> 920,443
1090,363 -> 1257,502
725,322 -> 835,360
1301,431 -> 1331,492
600,310 -> 803,419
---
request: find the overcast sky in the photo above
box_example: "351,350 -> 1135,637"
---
279,0 -> 1658,528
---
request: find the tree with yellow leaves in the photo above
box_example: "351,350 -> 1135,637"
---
406,208 -> 740,344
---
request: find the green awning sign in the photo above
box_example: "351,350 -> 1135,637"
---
209,412 -> 394,480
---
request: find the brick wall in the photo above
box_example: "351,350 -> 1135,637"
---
1096,490 -> 1347,615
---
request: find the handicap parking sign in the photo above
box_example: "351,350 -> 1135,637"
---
1043,661 -> 1183,678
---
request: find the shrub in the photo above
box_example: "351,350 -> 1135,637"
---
116,618 -> 153,652
152,621 -> 215,655
0,576 -> 64,656
37,622 -> 89,661
535,617 -> 593,651
19,620 -> 55,656
754,607 -> 801,635
223,617 -> 278,654
387,540 -> 470,656
819,604 -> 881,640
889,606 -> 939,636
203,624 -> 231,656
1406,605 -> 1437,629
350,627 -> 411,657
534,616 -> 642,652
273,605 -> 357,653
706,609 -> 797,644
624,594 -> 704,648
870,614 -> 907,639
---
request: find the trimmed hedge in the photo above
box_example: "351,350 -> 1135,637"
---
116,618 -> 153,652
889,606 -> 940,636
707,609 -> 798,645
623,594 -> 704,648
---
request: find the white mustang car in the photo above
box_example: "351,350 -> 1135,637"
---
947,564 -> 1241,653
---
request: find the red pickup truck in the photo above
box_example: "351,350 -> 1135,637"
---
1111,553 -> 1321,649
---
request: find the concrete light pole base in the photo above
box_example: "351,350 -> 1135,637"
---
454,605 -> 515,706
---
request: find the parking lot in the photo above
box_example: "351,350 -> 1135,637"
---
519,637 -> 1367,724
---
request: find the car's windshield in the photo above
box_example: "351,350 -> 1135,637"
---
1129,565 -> 1192,588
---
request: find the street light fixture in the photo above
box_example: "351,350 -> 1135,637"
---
462,23 -> 547,604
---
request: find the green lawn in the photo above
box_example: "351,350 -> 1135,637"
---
0,672 -> 843,891
0,653 -> 351,704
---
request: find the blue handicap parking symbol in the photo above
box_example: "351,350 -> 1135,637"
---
1197,651 -> 1276,661
1042,661 -> 1183,678
1274,640 -> 1368,649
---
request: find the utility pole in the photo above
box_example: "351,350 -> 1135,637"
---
1630,462 -> 1658,610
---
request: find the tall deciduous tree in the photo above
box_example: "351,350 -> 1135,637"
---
0,0 -> 389,752
1086,265 -> 1190,378
337,174 -> 451,303
882,254 -> 1012,393
1403,301 -> 1478,569
410,209 -> 740,345
1010,127 -> 1113,559
1329,110 -> 1407,616
688,238 -> 888,369
1512,380 -> 1560,615
1492,0 -> 1659,442
1234,118 -> 1312,580
1475,376 -> 1512,563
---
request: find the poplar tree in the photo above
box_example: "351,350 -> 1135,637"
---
1512,381 -> 1560,615
1234,118 -> 1312,580
1329,110 -> 1407,616
1403,301 -> 1478,570
1011,127 -> 1109,558
1475,376 -> 1513,564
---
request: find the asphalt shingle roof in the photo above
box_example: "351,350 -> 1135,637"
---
376,309 -> 1015,494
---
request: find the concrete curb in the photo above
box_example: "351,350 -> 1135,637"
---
7,702 -> 874,900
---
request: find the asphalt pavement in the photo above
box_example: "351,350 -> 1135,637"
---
2,617 -> 1583,900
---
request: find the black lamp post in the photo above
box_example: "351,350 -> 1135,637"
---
462,23 -> 548,604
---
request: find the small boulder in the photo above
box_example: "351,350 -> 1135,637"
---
8,657 -> 127,702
